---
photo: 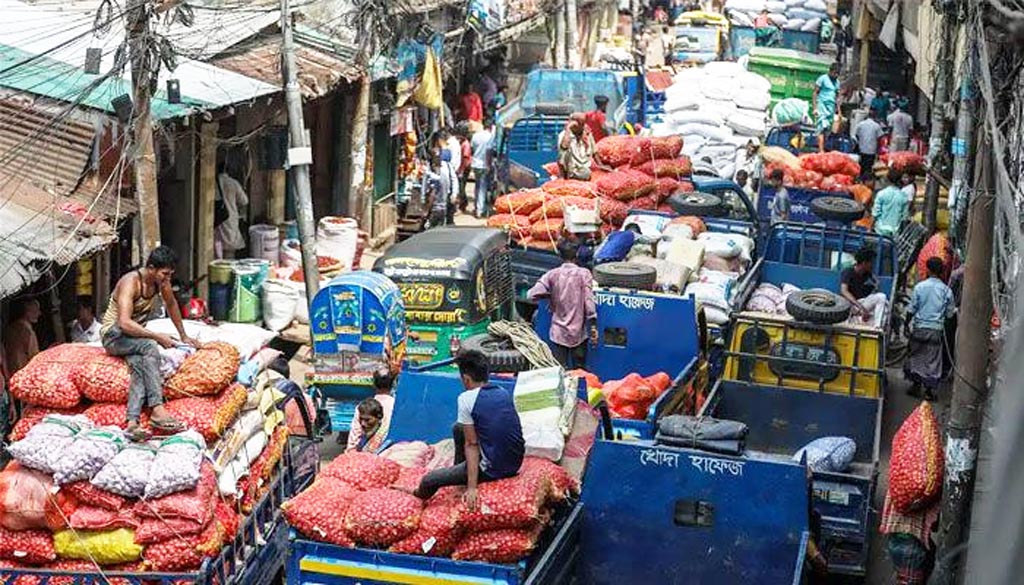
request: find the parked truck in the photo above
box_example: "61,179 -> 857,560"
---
286,359 -> 586,585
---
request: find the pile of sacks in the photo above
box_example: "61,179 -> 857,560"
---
760,147 -> 862,192
282,450 -> 580,564
0,421 -> 233,572
651,63 -> 772,180
725,0 -> 831,32
490,135 -> 696,249
0,340 -> 296,577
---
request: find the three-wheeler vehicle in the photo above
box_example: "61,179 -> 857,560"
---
374,227 -> 515,365
305,270 -> 407,433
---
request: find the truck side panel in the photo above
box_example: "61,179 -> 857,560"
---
534,290 -> 699,383
580,440 -> 808,585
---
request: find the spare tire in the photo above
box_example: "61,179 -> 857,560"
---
785,289 -> 852,324
594,262 -> 658,289
459,333 -> 531,373
810,196 -> 865,223
667,192 -> 725,217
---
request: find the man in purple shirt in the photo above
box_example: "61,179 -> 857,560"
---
527,239 -> 598,368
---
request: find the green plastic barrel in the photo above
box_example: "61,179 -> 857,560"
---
209,260 -> 234,285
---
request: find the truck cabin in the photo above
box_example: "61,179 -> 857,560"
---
373,227 -> 515,363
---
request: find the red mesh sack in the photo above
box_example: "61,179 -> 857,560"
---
596,169 -> 656,201
282,480 -> 359,546
630,136 -> 684,165
456,475 -> 549,532
0,528 -> 55,565
669,215 -> 706,236
67,506 -> 138,532
493,190 -> 547,215
133,514 -> 207,545
568,369 -> 602,390
530,218 -> 564,243
819,174 -> 854,193
321,451 -> 401,490
595,135 -> 644,167
391,467 -> 428,493
540,179 -> 597,198
215,500 -> 240,545
634,157 -> 693,179
644,372 -> 672,395
590,167 -> 610,184
678,180 -> 695,193
0,462 -> 63,531
519,457 -> 579,501
9,345 -> 84,409
164,342 -> 240,399
654,177 -> 679,202
163,383 -> 248,441
486,214 -> 531,239
135,463 -> 216,525
889,402 -> 944,513
240,427 -> 290,513
451,526 -> 543,564
142,519 -> 223,572
627,195 -> 658,211
344,488 -> 423,547
63,482 -> 125,512
82,403 -> 150,431
389,493 -> 462,557
541,161 -> 560,178
529,196 -> 597,222
917,233 -> 954,283
799,152 -> 861,177
604,373 -> 658,420
71,351 -> 130,403
884,151 -> 926,175
598,197 -> 629,226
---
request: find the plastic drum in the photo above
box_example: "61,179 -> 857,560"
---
249,224 -> 280,264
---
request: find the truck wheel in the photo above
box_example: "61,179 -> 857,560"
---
594,262 -> 658,289
667,192 -> 725,217
459,333 -> 532,373
785,289 -> 852,324
810,196 -> 865,223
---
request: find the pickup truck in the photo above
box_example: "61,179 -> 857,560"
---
0,397 -> 320,585
578,378 -> 814,584
286,360 -> 586,585
494,69 -> 626,193
726,222 -> 897,398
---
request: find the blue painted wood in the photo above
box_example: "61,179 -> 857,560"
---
533,289 -> 699,384
579,439 -> 809,585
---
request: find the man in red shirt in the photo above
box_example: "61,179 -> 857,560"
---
459,88 -> 483,122
584,95 -> 610,142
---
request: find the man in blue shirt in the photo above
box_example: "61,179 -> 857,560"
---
904,257 -> 955,401
872,170 -> 909,237
414,350 -> 524,508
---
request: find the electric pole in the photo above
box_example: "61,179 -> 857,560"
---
922,1 -> 957,233
554,3 -> 566,68
127,0 -> 160,256
929,42 -> 991,585
280,0 -> 320,301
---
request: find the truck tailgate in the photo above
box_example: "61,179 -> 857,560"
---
580,440 -> 808,585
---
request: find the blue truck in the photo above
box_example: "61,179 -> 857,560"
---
286,359 -> 585,585
723,222 -> 894,575
495,69 -> 627,192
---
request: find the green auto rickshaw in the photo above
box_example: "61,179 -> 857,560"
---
373,227 -> 515,363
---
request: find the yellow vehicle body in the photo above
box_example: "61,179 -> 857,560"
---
674,10 -> 730,30
724,314 -> 883,398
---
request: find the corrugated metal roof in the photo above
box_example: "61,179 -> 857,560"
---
210,29 -> 361,97
0,173 -> 123,299
0,0 -> 280,119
